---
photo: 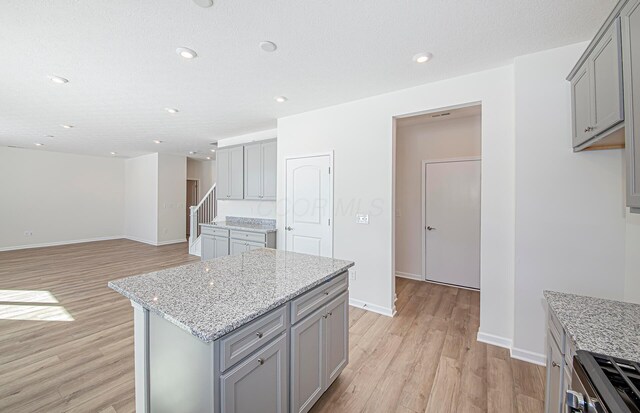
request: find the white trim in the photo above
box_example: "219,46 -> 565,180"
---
0,235 -> 125,252
156,238 -> 187,246
132,301 -> 150,413
477,331 -> 513,349
284,151 -> 335,258
421,158 -> 482,287
395,271 -> 422,281
349,297 -> 396,317
124,235 -> 158,246
510,347 -> 546,366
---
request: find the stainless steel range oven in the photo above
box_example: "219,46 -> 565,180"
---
566,350 -> 640,413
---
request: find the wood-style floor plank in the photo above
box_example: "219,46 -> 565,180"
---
0,240 -> 545,412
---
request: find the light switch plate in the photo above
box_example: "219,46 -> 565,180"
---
356,214 -> 369,224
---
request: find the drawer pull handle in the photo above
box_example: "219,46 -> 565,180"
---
322,314 -> 328,319
257,358 -> 264,366
328,312 -> 333,316
256,332 -> 263,339
324,292 -> 329,296
552,361 -> 560,368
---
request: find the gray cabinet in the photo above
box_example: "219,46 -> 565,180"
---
290,291 -> 349,413
244,140 -> 277,201
622,0 -> 640,210
201,235 -> 229,260
568,18 -> 624,150
230,239 -> 264,255
201,226 -> 276,260
217,146 -> 244,200
545,332 -> 563,413
220,333 -> 288,413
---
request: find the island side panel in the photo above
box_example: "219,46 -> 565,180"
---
132,302 -> 150,413
148,311 -> 215,413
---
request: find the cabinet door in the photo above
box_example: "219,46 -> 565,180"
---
246,240 -> 265,251
213,236 -> 230,258
217,149 -> 230,199
325,291 -> 348,387
545,333 -> 563,413
229,146 -> 244,200
622,0 -> 640,209
244,143 -> 262,200
590,18 -> 624,135
291,308 -> 325,413
201,235 -> 215,261
262,141 -> 277,200
220,333 -> 288,413
571,65 -> 593,147
230,239 -> 248,256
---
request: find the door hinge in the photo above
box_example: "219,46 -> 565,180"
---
328,218 -> 331,226
328,166 -> 331,174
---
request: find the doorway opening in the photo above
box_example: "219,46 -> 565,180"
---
186,179 -> 199,237
393,104 -> 482,291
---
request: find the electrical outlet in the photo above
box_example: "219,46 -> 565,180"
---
349,269 -> 357,281
24,231 -> 33,237
356,214 -> 369,224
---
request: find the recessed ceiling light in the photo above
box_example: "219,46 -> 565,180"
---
165,108 -> 179,114
413,52 -> 433,63
60,124 -> 74,129
153,140 -> 163,144
210,149 -> 216,152
34,143 -> 44,146
48,75 -> 69,84
44,135 -> 54,139
176,47 -> 198,59
259,41 -> 278,52
206,156 -> 211,160
274,96 -> 288,103
193,0 -> 214,7
110,152 -> 117,156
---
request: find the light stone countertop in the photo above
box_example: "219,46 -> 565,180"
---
544,290 -> 640,360
200,216 -> 276,233
108,249 -> 354,342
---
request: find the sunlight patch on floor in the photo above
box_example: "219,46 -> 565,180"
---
0,304 -> 74,321
0,289 -> 59,303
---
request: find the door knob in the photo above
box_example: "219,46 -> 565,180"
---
427,226 -> 436,231
285,226 -> 294,231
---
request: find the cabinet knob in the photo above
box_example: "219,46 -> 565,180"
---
257,358 -> 264,365
552,361 -> 560,368
584,126 -> 595,132
256,332 -> 263,339
324,292 -> 329,296
328,312 -> 333,316
322,314 -> 328,319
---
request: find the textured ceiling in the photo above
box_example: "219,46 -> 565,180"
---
0,0 -> 615,158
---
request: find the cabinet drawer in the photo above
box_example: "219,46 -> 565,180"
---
201,226 -> 229,237
548,308 -> 564,352
291,272 -> 348,325
230,230 -> 267,243
220,306 -> 287,372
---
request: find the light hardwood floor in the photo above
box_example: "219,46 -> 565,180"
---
0,240 -> 545,412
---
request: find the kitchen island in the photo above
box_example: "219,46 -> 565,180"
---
109,248 -> 354,413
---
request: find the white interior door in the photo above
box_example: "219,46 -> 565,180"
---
285,154 -> 332,257
425,160 -> 481,289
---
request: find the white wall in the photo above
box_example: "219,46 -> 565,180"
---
0,147 -> 125,250
215,130 -> 278,221
157,154 -> 186,244
125,153 -> 158,245
513,43 -> 627,362
395,114 -> 481,277
187,158 -> 216,198
278,65 -> 516,331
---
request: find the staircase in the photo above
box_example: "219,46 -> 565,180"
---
188,184 -> 216,256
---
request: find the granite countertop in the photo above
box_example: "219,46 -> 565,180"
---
200,216 -> 276,233
544,291 -> 640,360
109,249 -> 354,342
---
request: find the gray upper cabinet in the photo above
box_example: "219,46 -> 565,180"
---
220,333 -> 288,413
571,65 -> 592,147
568,18 -> 624,150
622,0 -> 640,210
216,146 -> 244,200
244,140 -> 277,201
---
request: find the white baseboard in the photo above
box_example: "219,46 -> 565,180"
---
477,331 -> 513,349
511,347 -> 546,366
349,298 -> 396,317
124,236 -> 158,246
156,238 -> 187,246
395,271 -> 423,281
0,235 -> 125,252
